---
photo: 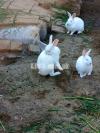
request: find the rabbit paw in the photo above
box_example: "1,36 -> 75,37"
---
70,32 -> 74,35
50,71 -> 61,76
78,31 -> 82,34
88,72 -> 92,76
80,73 -> 86,78
67,31 -> 70,34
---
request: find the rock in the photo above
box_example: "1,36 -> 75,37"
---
10,41 -> 22,51
15,14 -> 40,25
0,26 -> 40,52
0,15 -> 15,27
1,0 -> 82,35
28,44 -> 40,53
1,0 -> 13,9
0,40 -> 11,51
31,4 -> 51,17
51,25 -> 66,33
8,0 -> 37,12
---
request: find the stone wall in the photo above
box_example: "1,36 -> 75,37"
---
1,0 -> 82,27
0,0 -> 82,52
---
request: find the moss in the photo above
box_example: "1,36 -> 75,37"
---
0,8 -> 8,22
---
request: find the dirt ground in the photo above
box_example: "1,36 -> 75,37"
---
0,32 -> 100,133
0,0 -> 100,133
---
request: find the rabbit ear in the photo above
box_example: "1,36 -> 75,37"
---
53,39 -> 59,46
82,49 -> 91,56
82,49 -> 87,56
67,11 -> 71,18
86,49 -> 91,55
72,13 -> 76,18
49,35 -> 53,44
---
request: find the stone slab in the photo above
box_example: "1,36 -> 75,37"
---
8,0 -> 38,12
15,14 -> 40,25
51,25 -> 66,33
10,41 -> 22,51
0,40 -> 11,51
0,15 -> 15,27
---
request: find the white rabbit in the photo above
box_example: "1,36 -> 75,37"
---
37,35 -> 63,76
76,49 -> 93,78
65,12 -> 84,35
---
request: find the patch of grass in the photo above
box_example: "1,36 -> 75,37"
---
0,0 -> 4,7
45,120 -> 64,132
53,5 -> 69,25
48,107 -> 63,112
0,0 -> 9,22
46,96 -> 100,133
77,98 -> 100,117
63,96 -> 100,117
0,72 -> 6,83
53,11 -> 68,24
64,96 -> 100,132
21,121 -> 44,133
0,120 -> 15,133
80,117 -> 100,133
0,8 -> 8,22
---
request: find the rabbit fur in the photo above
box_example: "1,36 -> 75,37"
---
37,35 -> 63,76
76,49 -> 93,78
65,12 -> 84,35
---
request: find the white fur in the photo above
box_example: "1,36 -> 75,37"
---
65,12 -> 84,35
37,35 -> 63,76
76,49 -> 93,78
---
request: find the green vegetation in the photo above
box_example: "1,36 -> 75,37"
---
53,5 -> 69,26
63,96 -> 100,133
21,121 -> 44,133
63,96 -> 100,117
53,9 -> 68,24
0,0 -> 8,22
19,96 -> 100,133
0,8 -> 8,22
0,120 -> 6,132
